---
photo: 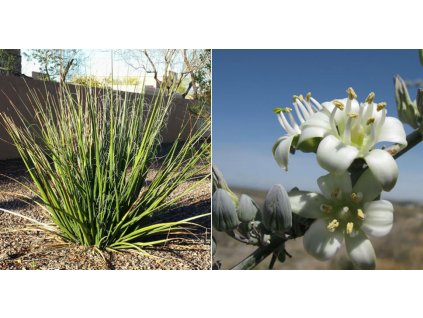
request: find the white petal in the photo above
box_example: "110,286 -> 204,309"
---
302,110 -> 331,128
361,200 -> 394,237
288,190 -> 326,219
317,171 -> 352,200
364,149 -> 398,191
298,112 -> 332,144
303,219 -> 343,261
345,230 -> 376,270
273,135 -> 295,171
317,135 -> 359,173
298,126 -> 328,145
376,117 -> 407,146
353,169 -> 383,202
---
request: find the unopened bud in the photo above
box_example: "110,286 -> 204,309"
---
238,194 -> 259,222
394,75 -> 421,129
212,189 -> 240,231
212,165 -> 238,203
262,184 -> 292,234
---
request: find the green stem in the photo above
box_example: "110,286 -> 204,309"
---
231,236 -> 284,270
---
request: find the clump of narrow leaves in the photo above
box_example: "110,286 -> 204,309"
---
1,84 -> 210,252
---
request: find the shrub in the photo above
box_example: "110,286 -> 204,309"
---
1,85 -> 210,252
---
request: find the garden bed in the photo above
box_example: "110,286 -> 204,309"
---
0,159 -> 211,270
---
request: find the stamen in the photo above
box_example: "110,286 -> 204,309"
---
357,208 -> 365,220
306,92 -> 311,102
346,87 -> 357,100
277,112 -> 296,135
329,107 -> 340,137
366,92 -> 375,104
310,97 -> 323,110
293,102 -> 305,123
287,111 -> 301,133
347,112 -> 358,118
376,107 -> 386,135
297,97 -> 314,116
366,117 -> 375,125
368,120 -> 376,149
346,222 -> 354,235
320,204 -> 333,213
273,108 -> 282,114
377,102 -> 386,111
333,100 -> 345,110
351,192 -> 363,203
327,219 -> 340,232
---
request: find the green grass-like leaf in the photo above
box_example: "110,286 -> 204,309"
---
1,84 -> 210,251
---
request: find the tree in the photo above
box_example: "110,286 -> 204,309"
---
0,49 -> 21,75
118,49 -> 211,103
24,49 -> 85,83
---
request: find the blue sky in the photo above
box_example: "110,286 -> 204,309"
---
22,50 -> 140,78
212,50 -> 423,202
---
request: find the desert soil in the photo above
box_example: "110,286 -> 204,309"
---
0,159 -> 211,270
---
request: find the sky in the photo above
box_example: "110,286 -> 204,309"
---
212,49 -> 423,202
21,49 -> 171,80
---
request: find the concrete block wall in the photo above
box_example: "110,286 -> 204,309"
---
0,75 -> 197,160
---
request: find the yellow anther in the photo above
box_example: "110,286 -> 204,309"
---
346,222 -> 354,235
357,209 -> 365,220
292,95 -> 299,102
365,92 -> 375,104
347,112 -> 359,118
306,92 -> 312,102
320,204 -> 333,213
273,107 -> 292,114
366,117 -> 375,125
298,94 -> 304,101
333,100 -> 345,110
327,219 -> 340,232
351,192 -> 362,203
346,87 -> 357,100
377,102 -> 386,111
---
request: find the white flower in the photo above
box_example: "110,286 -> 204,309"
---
299,88 -> 407,191
273,93 -> 322,170
289,170 -> 393,269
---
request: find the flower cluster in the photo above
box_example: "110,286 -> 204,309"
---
273,88 -> 408,268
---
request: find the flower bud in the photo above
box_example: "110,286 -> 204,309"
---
262,184 -> 292,234
238,194 -> 259,222
212,189 -> 240,231
212,165 -> 238,203
395,75 -> 421,129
